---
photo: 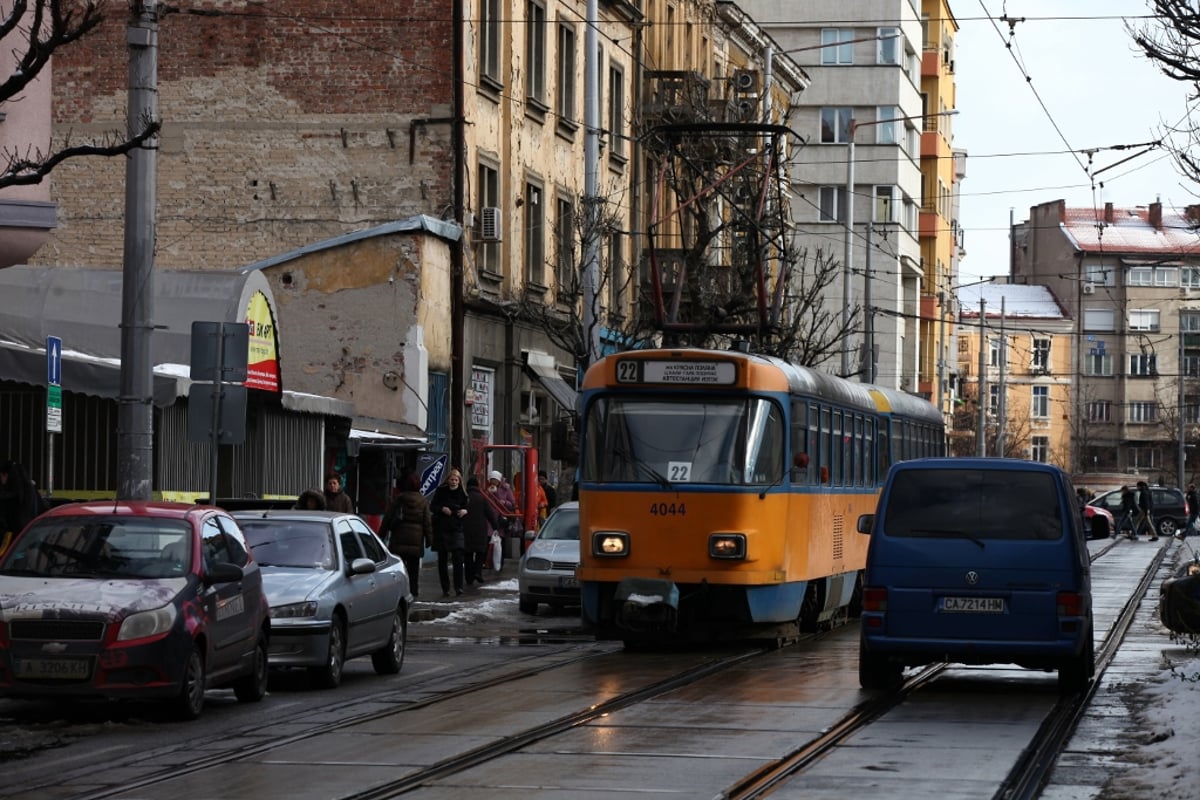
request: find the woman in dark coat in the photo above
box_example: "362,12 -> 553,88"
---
463,477 -> 500,586
381,473 -> 433,597
0,461 -> 38,545
430,467 -> 469,597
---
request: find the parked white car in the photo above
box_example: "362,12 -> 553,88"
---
518,501 -> 579,616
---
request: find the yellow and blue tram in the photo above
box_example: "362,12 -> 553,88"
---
575,347 -> 945,645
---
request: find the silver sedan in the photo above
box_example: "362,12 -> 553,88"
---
232,510 -> 411,689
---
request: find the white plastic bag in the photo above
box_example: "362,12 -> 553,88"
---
489,531 -> 503,570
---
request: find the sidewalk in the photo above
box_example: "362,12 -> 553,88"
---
408,552 -> 520,623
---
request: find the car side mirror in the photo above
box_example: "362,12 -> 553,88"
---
857,514 -> 874,534
204,561 -> 244,585
349,557 -> 377,575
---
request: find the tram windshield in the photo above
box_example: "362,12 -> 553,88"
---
582,396 -> 784,486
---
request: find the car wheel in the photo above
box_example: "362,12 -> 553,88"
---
233,632 -> 269,703
310,615 -> 345,689
371,607 -> 407,675
1059,632 -> 1094,695
1089,515 -> 1109,540
519,596 -> 538,615
858,639 -> 902,691
172,644 -> 206,721
1159,517 -> 1178,538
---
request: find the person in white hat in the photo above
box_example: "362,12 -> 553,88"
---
486,470 -> 516,513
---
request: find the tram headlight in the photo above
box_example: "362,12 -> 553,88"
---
592,531 -> 629,557
708,533 -> 746,559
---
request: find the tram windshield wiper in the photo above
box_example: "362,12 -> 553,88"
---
908,528 -> 986,549
612,445 -> 673,490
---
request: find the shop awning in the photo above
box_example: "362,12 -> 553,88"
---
522,350 -> 577,414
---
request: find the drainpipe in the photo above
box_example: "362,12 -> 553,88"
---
451,0 -> 466,469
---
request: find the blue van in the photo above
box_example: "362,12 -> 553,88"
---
856,458 -> 1094,694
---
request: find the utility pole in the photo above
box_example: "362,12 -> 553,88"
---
863,223 -> 874,383
937,289 -> 947,415
976,297 -> 987,457
841,121 -> 856,377
1180,309 -> 1187,487
995,297 -> 1007,457
580,0 -> 601,372
117,1 -> 159,500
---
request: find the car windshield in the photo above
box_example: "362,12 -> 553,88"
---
583,396 -> 784,486
538,507 -> 579,541
239,520 -> 335,569
882,469 -> 1064,541
0,516 -> 192,578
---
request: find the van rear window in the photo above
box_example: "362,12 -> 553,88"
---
882,468 -> 1064,540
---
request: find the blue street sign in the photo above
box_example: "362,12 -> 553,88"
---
46,336 -> 62,386
419,454 -> 448,497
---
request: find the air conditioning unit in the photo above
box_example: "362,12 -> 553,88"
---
1082,282 -> 1096,294
480,206 -> 502,242
731,69 -> 759,95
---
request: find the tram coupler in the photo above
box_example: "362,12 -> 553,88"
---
615,577 -> 679,633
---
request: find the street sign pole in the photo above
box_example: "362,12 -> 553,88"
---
46,336 -> 62,497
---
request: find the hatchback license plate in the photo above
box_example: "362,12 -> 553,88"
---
942,596 -> 1005,613
558,576 -> 578,589
15,657 -> 91,679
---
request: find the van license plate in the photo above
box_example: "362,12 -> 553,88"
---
942,596 -> 1005,613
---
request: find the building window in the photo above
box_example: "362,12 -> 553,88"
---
1087,401 -> 1111,422
989,336 -> 1003,368
1031,385 -> 1049,418
820,107 -> 853,143
1185,355 -> 1200,378
988,384 -> 1000,415
820,28 -> 854,64
1129,401 -> 1158,423
557,23 -> 577,125
478,161 -> 500,275
524,181 -> 545,285
1129,353 -> 1157,377
1128,309 -> 1160,332
876,106 -> 901,144
877,27 -> 901,64
1156,266 -> 1179,287
902,192 -> 917,232
1083,309 -> 1115,332
1032,338 -> 1051,372
555,195 -> 575,297
1031,436 -> 1049,463
1186,403 -> 1200,425
1124,266 -> 1175,287
526,1 -> 547,106
1085,263 -> 1116,287
1084,353 -> 1113,376
874,186 -> 896,223
819,186 -> 846,222
607,63 -> 625,159
1184,267 -> 1200,289
480,0 -> 500,83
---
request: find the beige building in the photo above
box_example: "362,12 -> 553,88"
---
954,283 -> 1074,466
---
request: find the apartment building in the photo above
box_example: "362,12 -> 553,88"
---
1011,199 -> 1200,481
954,282 -> 1073,466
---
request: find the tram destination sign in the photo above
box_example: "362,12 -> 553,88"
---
617,359 -> 737,385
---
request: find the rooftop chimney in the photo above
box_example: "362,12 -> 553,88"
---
1104,202 -> 1114,223
1149,201 -> 1163,231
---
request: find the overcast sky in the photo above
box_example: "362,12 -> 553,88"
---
954,1 -> 1196,282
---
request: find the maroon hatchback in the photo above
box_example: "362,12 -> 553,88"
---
0,501 -> 270,719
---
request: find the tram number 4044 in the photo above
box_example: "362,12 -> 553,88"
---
649,502 -> 686,516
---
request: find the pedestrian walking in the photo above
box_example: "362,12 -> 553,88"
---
0,460 -> 38,553
1184,483 -> 1199,540
323,471 -> 354,513
1136,480 -> 1157,541
463,477 -> 499,586
381,473 -> 432,597
293,488 -> 326,510
539,470 -> 558,510
1116,485 -> 1138,539
431,467 -> 469,597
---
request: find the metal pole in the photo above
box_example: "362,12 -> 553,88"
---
581,0 -> 601,368
841,122 -> 856,377
1180,309 -> 1186,487
117,2 -> 159,500
977,298 -> 987,457
863,223 -> 874,383
996,298 -> 1007,457
208,323 -> 225,505
937,290 -> 947,415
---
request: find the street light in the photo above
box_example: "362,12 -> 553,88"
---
840,108 -> 959,377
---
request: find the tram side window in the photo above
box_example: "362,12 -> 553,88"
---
865,417 -> 877,486
832,410 -> 844,486
854,414 -> 865,487
811,411 -> 821,485
878,424 -> 891,476
821,406 -> 832,485
790,400 -> 810,485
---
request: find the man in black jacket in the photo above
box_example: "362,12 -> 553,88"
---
1136,481 -> 1157,541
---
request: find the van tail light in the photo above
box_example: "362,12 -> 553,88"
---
1057,591 -> 1085,617
863,587 -> 888,613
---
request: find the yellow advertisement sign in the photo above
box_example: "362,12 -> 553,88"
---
244,291 -> 280,392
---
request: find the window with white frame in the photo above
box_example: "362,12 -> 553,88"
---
1087,401 -> 1111,422
1128,309 -> 1160,332
1031,385 -> 1049,418
1129,401 -> 1157,423
1183,310 -> 1200,332
477,160 -> 500,274
1083,309 -> 1115,331
877,27 -> 901,64
557,23 -> 576,125
1155,266 -> 1179,287
526,1 -> 546,106
1032,338 -> 1051,372
820,107 -> 853,144
876,106 -> 900,144
820,28 -> 854,64
1084,352 -> 1114,376
1129,353 -> 1157,377
989,335 -> 1003,368
1083,263 -> 1115,286
819,186 -> 846,222
524,180 -> 545,285
1031,436 -> 1049,463
1185,355 -> 1200,378
902,192 -> 917,232
1186,403 -> 1200,424
479,0 -> 500,83
607,63 -> 625,159
555,194 -> 575,296
873,186 -> 896,223
1126,266 -> 1152,287
1183,266 -> 1200,289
